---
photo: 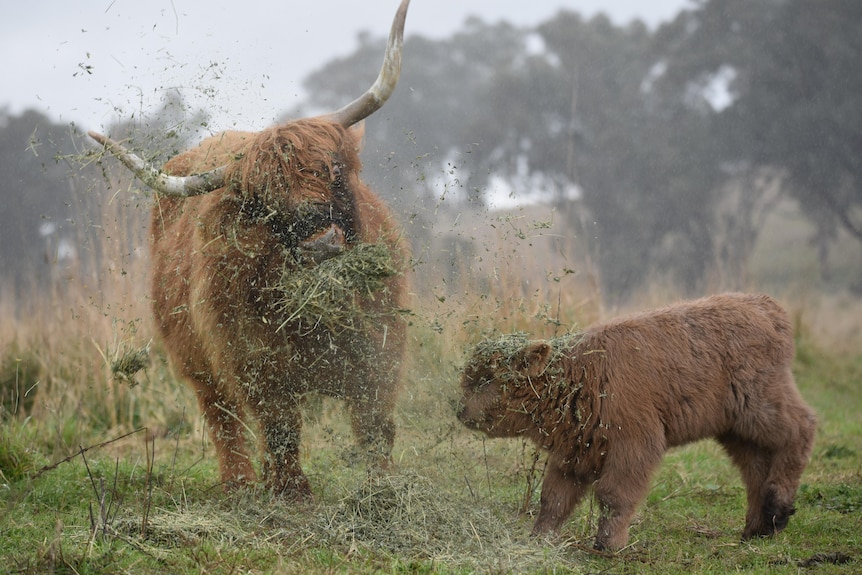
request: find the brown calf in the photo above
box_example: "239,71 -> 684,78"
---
458,293 -> 816,550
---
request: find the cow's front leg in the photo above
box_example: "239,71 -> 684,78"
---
255,401 -> 312,500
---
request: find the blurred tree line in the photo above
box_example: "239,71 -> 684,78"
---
0,94 -> 204,306
1,0 -> 860,304
305,0 -> 862,301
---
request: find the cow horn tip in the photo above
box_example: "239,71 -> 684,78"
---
88,130 -> 107,144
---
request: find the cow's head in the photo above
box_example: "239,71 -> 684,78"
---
224,119 -> 366,259
88,0 -> 409,260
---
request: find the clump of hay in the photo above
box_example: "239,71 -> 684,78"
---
273,242 -> 403,332
467,331 -> 585,379
323,472 -> 448,552
114,508 -> 245,548
321,472 -> 477,554
469,332 -> 532,364
110,346 -> 150,386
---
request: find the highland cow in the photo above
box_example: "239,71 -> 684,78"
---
457,293 -> 816,551
89,0 -> 411,499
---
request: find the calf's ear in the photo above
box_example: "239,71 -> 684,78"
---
515,342 -> 553,379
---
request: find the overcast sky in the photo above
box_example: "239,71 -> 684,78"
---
2,0 -> 690,133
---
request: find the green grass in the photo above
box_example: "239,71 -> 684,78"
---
1,321 -> 861,575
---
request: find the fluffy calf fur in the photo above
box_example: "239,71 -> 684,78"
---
457,293 -> 816,550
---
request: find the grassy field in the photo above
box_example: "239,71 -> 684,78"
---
1,202 -> 861,574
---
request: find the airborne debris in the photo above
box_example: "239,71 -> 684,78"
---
110,346 -> 150,386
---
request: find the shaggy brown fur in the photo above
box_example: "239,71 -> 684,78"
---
457,293 -> 816,551
151,118 -> 408,498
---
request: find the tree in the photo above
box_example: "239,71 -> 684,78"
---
0,96 -> 209,304
0,109 -> 89,296
656,0 -> 862,283
481,13 -> 725,300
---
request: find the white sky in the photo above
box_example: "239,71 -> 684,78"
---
1,0 -> 690,133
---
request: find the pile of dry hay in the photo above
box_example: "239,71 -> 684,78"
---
272,242 -> 404,332
115,471 -> 574,571
322,471 -> 478,554
317,471 -> 574,568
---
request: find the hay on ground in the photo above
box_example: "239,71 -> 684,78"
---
316,471 -> 574,569
117,471 -> 577,571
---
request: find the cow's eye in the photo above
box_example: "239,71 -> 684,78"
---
330,162 -> 345,187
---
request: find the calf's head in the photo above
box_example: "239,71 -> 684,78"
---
457,335 -> 553,437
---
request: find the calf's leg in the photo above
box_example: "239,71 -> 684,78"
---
532,464 -> 589,535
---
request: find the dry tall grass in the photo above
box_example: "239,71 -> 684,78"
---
0,182 -> 195,443
4,188 -> 859,439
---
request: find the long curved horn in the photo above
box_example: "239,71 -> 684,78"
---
326,0 -> 410,127
87,131 -> 226,197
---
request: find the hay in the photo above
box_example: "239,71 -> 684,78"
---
114,508 -> 246,548
322,471 -> 456,553
316,471 -> 570,569
469,332 -> 532,364
272,242 -> 403,332
110,346 -> 150,386
468,331 -> 585,373
111,471 -> 577,571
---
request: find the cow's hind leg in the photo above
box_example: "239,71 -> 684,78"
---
722,383 -> 817,539
191,377 -> 256,489
348,395 -> 396,469
345,342 -> 399,469
753,394 -> 817,538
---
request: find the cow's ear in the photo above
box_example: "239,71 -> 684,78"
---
348,121 -> 366,152
516,342 -> 553,379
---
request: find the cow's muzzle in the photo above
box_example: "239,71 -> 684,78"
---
299,225 -> 346,264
